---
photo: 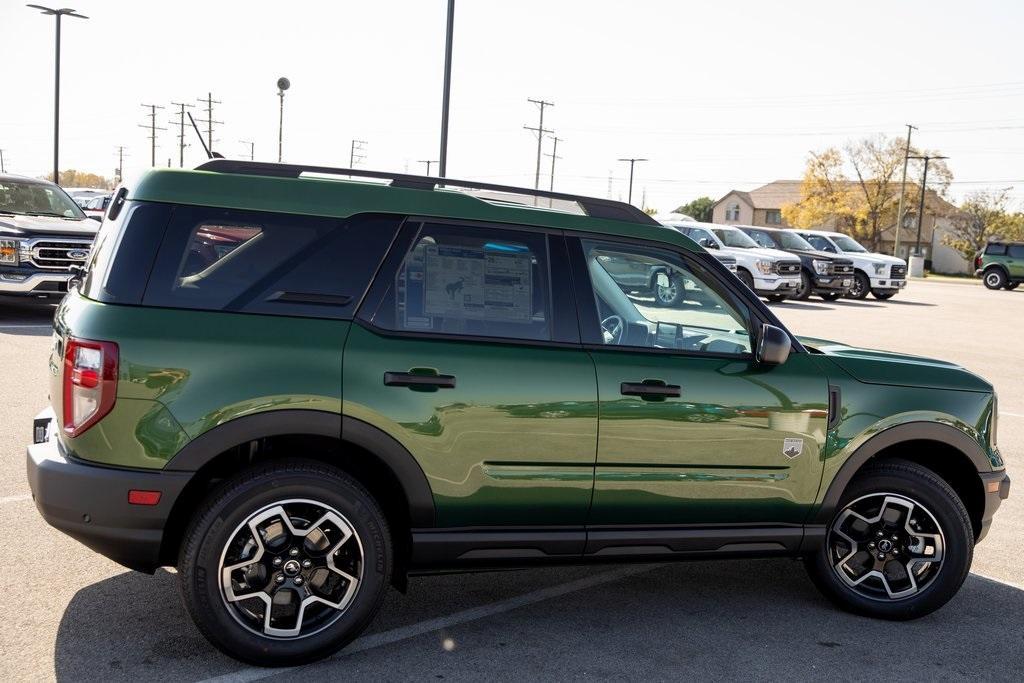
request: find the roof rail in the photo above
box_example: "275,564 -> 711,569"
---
194,159 -> 657,225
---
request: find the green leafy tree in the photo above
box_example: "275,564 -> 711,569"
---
673,196 -> 714,222
943,189 -> 1024,259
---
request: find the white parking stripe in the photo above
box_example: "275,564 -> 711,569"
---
0,494 -> 31,505
0,324 -> 52,329
195,563 -> 659,683
1002,411 -> 1024,418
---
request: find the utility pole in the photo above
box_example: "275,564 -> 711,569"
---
195,92 -> 222,156
350,139 -> 368,167
170,102 -> 195,168
617,158 -> 648,205
892,123 -> 917,258
239,140 -> 254,160
139,104 -> 166,167
438,0 -> 455,177
0,149 -> 5,173
418,160 -> 438,175
544,136 -> 563,207
907,154 -> 949,258
114,146 -> 127,183
523,98 -> 554,193
27,6 -> 88,184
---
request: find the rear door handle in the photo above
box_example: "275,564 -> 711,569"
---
384,371 -> 456,389
620,380 -> 681,398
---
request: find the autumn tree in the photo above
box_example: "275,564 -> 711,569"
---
672,196 -> 715,222
42,170 -> 113,189
943,189 -> 1024,260
782,135 -> 952,250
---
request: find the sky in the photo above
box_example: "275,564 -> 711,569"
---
2,0 -> 1023,213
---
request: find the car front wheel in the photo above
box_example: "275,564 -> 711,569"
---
736,269 -> 756,292
847,272 -> 870,299
983,268 -> 1007,290
179,460 -> 391,666
805,460 -> 973,620
654,274 -> 685,307
871,290 -> 896,300
819,292 -> 843,301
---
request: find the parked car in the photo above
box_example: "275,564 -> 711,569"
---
974,241 -> 1024,290
793,229 -> 907,300
0,174 -> 98,298
80,194 -> 112,222
737,225 -> 854,301
27,161 -> 1008,666
66,188 -> 109,208
662,220 -> 802,300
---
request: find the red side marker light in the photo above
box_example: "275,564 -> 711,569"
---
128,490 -> 162,506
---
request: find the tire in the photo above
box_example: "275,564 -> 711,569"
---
871,290 -> 896,300
819,292 -> 842,301
179,460 -> 392,666
653,273 -> 684,307
792,271 -> 811,301
766,294 -> 788,303
983,268 -> 1007,290
805,459 -> 973,621
847,271 -> 870,299
1007,282 -> 1019,290
737,268 -> 755,292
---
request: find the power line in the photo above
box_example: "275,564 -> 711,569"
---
195,92 -> 222,156
138,104 -> 166,167
350,139 -> 368,167
523,98 -> 554,197
169,102 -> 195,168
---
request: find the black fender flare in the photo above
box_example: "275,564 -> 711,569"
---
983,264 -> 1010,279
165,410 -> 435,527
813,421 -> 991,524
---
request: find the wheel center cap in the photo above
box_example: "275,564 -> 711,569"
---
282,559 -> 302,576
877,539 -> 894,553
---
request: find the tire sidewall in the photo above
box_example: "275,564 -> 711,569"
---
984,268 -> 1006,290
793,271 -> 811,300
847,271 -> 870,299
180,466 -> 391,666
807,464 -> 973,620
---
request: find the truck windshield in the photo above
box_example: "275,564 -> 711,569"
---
0,179 -> 86,218
776,231 -> 815,251
831,234 -> 868,252
712,228 -> 760,249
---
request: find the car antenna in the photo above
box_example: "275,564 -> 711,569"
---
187,111 -> 223,159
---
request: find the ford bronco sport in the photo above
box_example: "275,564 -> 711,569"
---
27,161 -> 1009,666
975,241 -> 1024,290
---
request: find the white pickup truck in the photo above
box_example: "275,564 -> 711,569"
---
794,229 -> 908,300
662,220 -> 803,301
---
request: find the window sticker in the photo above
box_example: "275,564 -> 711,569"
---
422,244 -> 532,322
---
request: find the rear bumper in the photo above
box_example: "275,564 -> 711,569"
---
26,408 -> 191,572
0,271 -> 72,296
977,470 -> 1011,542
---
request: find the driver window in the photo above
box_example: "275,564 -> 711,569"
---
581,239 -> 752,355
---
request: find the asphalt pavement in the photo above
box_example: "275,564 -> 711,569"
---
1,280 -> 1022,682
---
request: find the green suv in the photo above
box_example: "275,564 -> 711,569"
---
27,161 -> 1009,666
975,241 -> 1024,290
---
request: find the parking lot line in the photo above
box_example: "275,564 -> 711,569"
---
196,563 -> 659,683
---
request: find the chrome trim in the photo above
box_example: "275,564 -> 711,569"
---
17,236 -> 93,271
0,271 -> 71,293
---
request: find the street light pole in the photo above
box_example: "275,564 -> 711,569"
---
617,158 -> 648,205
276,77 -> 290,163
27,5 -> 88,185
907,154 -> 949,257
438,0 -> 455,178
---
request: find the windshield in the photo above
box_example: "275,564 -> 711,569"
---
776,231 -> 815,250
831,234 -> 868,252
712,227 -> 760,249
0,180 -> 86,218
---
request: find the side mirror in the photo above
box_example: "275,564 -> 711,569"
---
699,238 -> 719,250
757,324 -> 791,365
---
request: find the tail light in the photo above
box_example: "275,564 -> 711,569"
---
63,337 -> 119,437
974,254 -> 983,269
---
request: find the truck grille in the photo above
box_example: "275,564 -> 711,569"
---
831,261 -> 854,276
890,264 -> 907,278
775,261 -> 801,276
25,239 -> 92,271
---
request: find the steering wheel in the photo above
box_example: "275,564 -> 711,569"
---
600,315 -> 624,345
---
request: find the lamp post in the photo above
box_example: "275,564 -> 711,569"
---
27,5 -> 88,185
276,77 -> 290,163
438,0 -> 455,177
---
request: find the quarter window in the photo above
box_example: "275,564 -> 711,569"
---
985,244 -> 1006,255
369,223 -> 552,342
579,239 -> 751,355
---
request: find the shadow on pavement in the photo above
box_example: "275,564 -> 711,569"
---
0,297 -> 57,333
827,299 -> 885,308
767,301 -> 834,311
878,299 -> 937,307
53,560 -> 1024,681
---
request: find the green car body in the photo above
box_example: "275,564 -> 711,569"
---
26,161 -> 1010,664
975,241 -> 1024,290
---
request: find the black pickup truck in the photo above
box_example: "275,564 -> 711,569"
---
0,175 -> 99,299
737,225 -> 854,301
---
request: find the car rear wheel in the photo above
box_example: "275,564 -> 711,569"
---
1007,282 -> 1019,290
736,269 -> 755,292
871,290 -> 896,300
819,292 -> 842,301
654,274 -> 684,307
847,271 -> 870,299
983,268 -> 1007,290
792,271 -> 812,300
179,460 -> 391,666
805,460 -> 972,620
765,294 -> 788,303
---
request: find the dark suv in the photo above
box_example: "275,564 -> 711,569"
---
975,241 -> 1024,290
737,225 -> 854,301
27,161 -> 1009,666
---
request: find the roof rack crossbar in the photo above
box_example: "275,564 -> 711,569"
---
194,159 -> 657,225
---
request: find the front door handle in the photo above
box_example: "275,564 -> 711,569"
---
384,371 -> 456,389
620,380 -> 681,399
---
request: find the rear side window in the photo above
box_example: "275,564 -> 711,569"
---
143,206 -> 400,319
1008,245 -> 1024,258
985,243 -> 1007,255
82,201 -> 173,304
